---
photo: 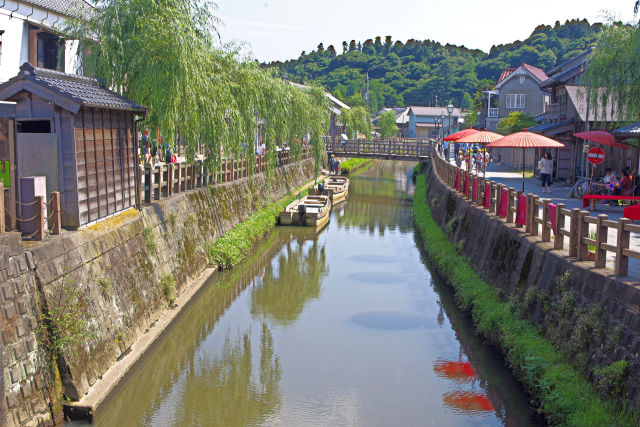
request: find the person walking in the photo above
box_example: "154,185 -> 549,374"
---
538,151 -> 553,193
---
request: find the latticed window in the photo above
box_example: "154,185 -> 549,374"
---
506,94 -> 525,109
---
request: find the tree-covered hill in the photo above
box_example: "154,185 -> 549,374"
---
266,19 -> 601,112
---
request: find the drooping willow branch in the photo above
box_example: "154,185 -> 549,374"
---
66,0 -> 330,176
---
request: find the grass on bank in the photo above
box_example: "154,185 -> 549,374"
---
339,158 -> 374,175
208,189 -> 308,269
412,175 -> 637,426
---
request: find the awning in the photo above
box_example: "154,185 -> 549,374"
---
415,123 -> 436,128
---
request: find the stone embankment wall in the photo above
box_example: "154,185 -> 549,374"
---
0,159 -> 316,426
424,160 -> 640,408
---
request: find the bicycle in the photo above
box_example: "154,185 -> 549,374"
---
568,177 -> 591,198
568,177 -> 607,198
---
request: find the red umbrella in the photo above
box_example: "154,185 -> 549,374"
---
456,130 -> 503,145
487,129 -> 565,192
444,127 -> 480,142
573,130 -> 630,149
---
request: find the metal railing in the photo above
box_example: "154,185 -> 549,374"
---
488,108 -> 498,118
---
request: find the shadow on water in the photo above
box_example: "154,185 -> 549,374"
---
415,231 -> 546,426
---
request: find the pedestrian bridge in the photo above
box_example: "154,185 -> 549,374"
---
325,139 -> 432,161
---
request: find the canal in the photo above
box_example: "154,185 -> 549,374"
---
90,161 -> 543,426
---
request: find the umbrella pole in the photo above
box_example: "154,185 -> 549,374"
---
522,147 -> 525,194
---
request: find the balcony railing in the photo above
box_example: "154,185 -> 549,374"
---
488,108 -> 498,118
544,103 -> 566,121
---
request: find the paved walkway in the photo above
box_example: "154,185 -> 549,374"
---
445,155 -> 640,280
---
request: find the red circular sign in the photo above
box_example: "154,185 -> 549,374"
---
587,147 -> 605,165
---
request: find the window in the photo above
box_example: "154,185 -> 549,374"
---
37,33 -> 63,70
28,26 -> 64,71
17,120 -> 51,133
506,94 -> 525,109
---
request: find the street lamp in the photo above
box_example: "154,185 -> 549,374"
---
447,103 -> 454,137
434,115 -> 442,155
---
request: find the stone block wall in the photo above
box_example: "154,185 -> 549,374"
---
0,233 -> 54,426
0,159 -> 316,425
424,160 -> 640,408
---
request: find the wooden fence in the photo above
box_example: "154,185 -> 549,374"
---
0,182 -> 61,241
138,148 -> 305,204
1,147 -> 310,240
433,150 -> 640,279
325,138 -> 430,159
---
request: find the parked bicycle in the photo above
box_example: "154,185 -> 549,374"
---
568,177 -> 607,198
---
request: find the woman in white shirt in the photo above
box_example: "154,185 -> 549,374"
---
538,152 -> 553,193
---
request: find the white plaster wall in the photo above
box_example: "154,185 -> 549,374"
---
0,1 -> 79,83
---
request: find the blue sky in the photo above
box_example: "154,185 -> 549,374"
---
216,0 -> 637,62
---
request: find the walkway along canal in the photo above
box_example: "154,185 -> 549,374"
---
86,161 -> 542,426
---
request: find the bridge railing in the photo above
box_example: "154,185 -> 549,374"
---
324,138 -> 432,158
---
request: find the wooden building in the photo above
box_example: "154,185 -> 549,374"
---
0,63 -> 146,228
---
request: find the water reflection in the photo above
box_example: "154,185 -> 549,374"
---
337,162 -> 414,233
422,245 -> 544,426
88,161 -> 543,426
93,235 -> 288,426
170,323 -> 281,426
251,238 -> 328,326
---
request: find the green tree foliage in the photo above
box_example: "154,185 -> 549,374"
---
584,21 -> 640,124
497,112 -> 538,135
66,0 -> 329,175
378,110 -> 398,137
270,20 -> 601,111
340,107 -> 373,138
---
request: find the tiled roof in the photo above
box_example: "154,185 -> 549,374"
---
496,64 -> 549,86
497,68 -> 516,84
528,120 -> 573,133
20,0 -> 93,18
521,64 -> 549,83
614,122 -> 640,138
5,63 -> 146,113
546,48 -> 593,77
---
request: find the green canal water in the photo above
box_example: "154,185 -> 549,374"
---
89,161 -> 544,426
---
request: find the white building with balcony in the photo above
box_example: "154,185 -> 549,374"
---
0,0 -> 92,83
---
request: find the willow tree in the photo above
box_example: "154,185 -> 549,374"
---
378,110 -> 398,138
340,107 -> 373,139
584,21 -> 640,124
66,0 -> 329,175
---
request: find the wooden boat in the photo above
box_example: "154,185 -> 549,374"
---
279,195 -> 331,229
310,176 -> 350,203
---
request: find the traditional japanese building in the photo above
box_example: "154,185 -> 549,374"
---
0,63 -> 146,229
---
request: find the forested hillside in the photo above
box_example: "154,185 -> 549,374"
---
267,19 -> 601,112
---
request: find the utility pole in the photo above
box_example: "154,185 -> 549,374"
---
365,71 -> 370,112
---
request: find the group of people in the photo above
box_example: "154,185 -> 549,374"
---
452,146 -> 491,174
538,151 -> 636,199
141,137 -> 177,165
328,155 -> 341,175
599,167 -> 635,197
